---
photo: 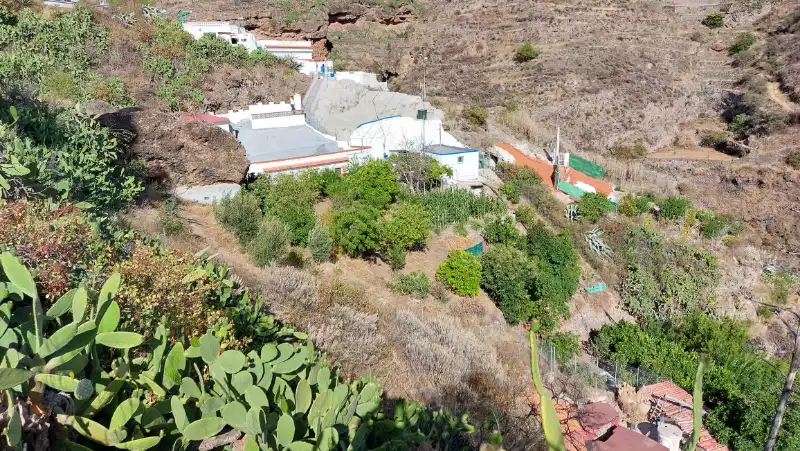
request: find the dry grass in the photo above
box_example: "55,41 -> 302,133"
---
309,304 -> 388,376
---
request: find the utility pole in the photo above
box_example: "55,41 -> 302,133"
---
763,303 -> 800,451
421,53 -> 427,154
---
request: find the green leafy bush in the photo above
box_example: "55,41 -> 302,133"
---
246,173 -> 319,246
617,194 -> 639,217
462,104 -> 489,130
514,43 -> 540,63
480,245 -> 533,324
729,31 -> 757,55
577,192 -> 615,222
380,202 -> 432,250
386,245 -> 407,270
250,216 -> 291,267
436,250 -> 482,296
308,224 -> 333,262
548,332 -> 581,364
699,132 -> 728,148
1,105 -> 142,211
515,205 -> 536,228
483,216 -> 520,245
339,160 -> 399,209
389,153 -> 452,192
40,70 -> 82,101
786,151 -> 800,170
526,222 -> 579,331
332,201 -> 381,257
701,12 -> 724,28
496,163 -> 563,226
388,271 -> 430,298
727,113 -> 750,133
500,183 -> 520,203
214,192 -> 263,246
618,227 -> 718,320
698,212 -> 739,238
658,196 -> 692,220
157,198 -> 186,236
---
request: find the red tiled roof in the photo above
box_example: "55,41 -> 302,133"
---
592,426 -> 669,451
494,142 -> 555,189
638,382 -> 729,451
179,114 -> 230,125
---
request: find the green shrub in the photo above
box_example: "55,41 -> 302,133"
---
247,173 -> 319,246
700,132 -> 728,148
611,142 -> 647,159
89,76 -> 135,107
786,151 -> 800,170
340,160 -> 400,209
380,202 -> 431,250
332,201 -> 381,257
526,222 -> 579,331
513,204 -> 534,225
462,104 -> 488,130
40,70 -> 82,101
618,227 -> 718,321
389,153 -> 452,191
388,271 -> 430,298
481,245 -> 533,324
729,31 -> 757,55
214,192 -> 263,246
767,270 -> 797,305
514,43 -> 539,63
698,212 -> 739,238
157,198 -> 186,236
436,250 -> 482,296
634,194 -> 659,215
483,216 -> 520,245
250,216 -> 291,267
386,245 -> 407,270
658,196 -> 692,220
727,113 -> 750,133
617,194 -> 639,217
577,192 -> 615,222
548,332 -> 581,364
500,183 -> 520,203
308,224 -> 333,262
701,12 -> 724,29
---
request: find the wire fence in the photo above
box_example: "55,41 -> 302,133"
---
537,338 -> 664,395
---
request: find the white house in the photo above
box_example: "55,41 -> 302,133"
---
182,21 -> 259,52
347,116 -> 479,182
211,96 -> 370,176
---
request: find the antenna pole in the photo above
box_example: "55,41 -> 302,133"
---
421,54 -> 427,154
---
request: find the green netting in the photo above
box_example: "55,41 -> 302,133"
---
556,181 -> 586,199
569,154 -> 604,178
465,241 -> 484,257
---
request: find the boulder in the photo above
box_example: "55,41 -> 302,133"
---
96,108 -> 249,187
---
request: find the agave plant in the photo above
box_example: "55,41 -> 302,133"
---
584,228 -> 612,256
565,204 -> 580,222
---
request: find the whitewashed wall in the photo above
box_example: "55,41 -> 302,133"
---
349,117 -> 464,158
435,151 -> 480,182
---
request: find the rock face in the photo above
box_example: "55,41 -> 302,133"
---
98,108 -> 249,187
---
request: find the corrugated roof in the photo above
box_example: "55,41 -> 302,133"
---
234,122 -> 340,163
592,426 -> 669,451
638,381 -> 729,451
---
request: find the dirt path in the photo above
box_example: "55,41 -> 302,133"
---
767,82 -> 799,113
647,147 -> 735,161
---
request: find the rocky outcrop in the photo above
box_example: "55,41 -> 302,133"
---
97,108 -> 249,187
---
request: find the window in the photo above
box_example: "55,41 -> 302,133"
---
457,156 -> 464,164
